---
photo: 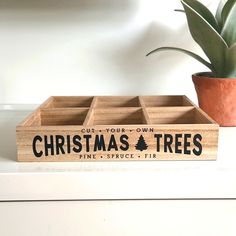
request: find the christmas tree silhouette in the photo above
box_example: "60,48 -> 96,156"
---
135,135 -> 148,151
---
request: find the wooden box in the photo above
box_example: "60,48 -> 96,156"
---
16,96 -> 219,162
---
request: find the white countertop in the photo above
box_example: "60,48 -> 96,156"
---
0,105 -> 236,201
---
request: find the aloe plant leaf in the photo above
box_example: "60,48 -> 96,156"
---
182,0 -> 219,32
221,0 -> 236,26
174,9 -> 185,13
215,0 -> 227,29
225,43 -> 236,77
146,47 -> 213,71
181,0 -> 228,77
221,0 -> 236,46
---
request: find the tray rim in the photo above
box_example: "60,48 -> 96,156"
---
16,95 -> 219,128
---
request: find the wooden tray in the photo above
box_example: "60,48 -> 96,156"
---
16,96 -> 219,162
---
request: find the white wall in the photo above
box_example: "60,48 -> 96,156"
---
0,0 -> 216,104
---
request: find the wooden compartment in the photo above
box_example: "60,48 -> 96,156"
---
89,108 -> 146,125
40,108 -> 88,126
16,96 -> 219,162
48,96 -> 93,108
147,107 -> 212,124
96,96 -> 140,107
142,95 -> 193,107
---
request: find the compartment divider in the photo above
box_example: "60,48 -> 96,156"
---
83,96 -> 98,126
138,96 -> 151,124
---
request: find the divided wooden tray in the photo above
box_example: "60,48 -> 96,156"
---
16,96 -> 219,162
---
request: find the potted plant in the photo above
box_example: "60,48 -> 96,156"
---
146,0 -> 236,127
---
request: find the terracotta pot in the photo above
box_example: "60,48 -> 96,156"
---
192,72 -> 236,127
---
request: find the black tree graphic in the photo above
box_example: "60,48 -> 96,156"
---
135,135 -> 148,151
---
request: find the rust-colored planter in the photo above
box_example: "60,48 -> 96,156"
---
192,72 -> 236,127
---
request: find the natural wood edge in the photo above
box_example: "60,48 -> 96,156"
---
182,95 -> 195,106
17,110 -> 37,127
183,95 -> 218,125
17,97 -> 53,127
41,96 -> 54,109
146,106 -> 195,112
90,96 -> 98,108
40,107 -> 90,112
83,96 -> 97,126
15,123 -> 219,131
182,95 -> 195,105
194,105 -> 219,125
139,96 -> 151,124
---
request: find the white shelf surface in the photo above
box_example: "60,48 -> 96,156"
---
0,105 -> 236,201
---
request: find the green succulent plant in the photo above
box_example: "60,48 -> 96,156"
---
146,0 -> 236,78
